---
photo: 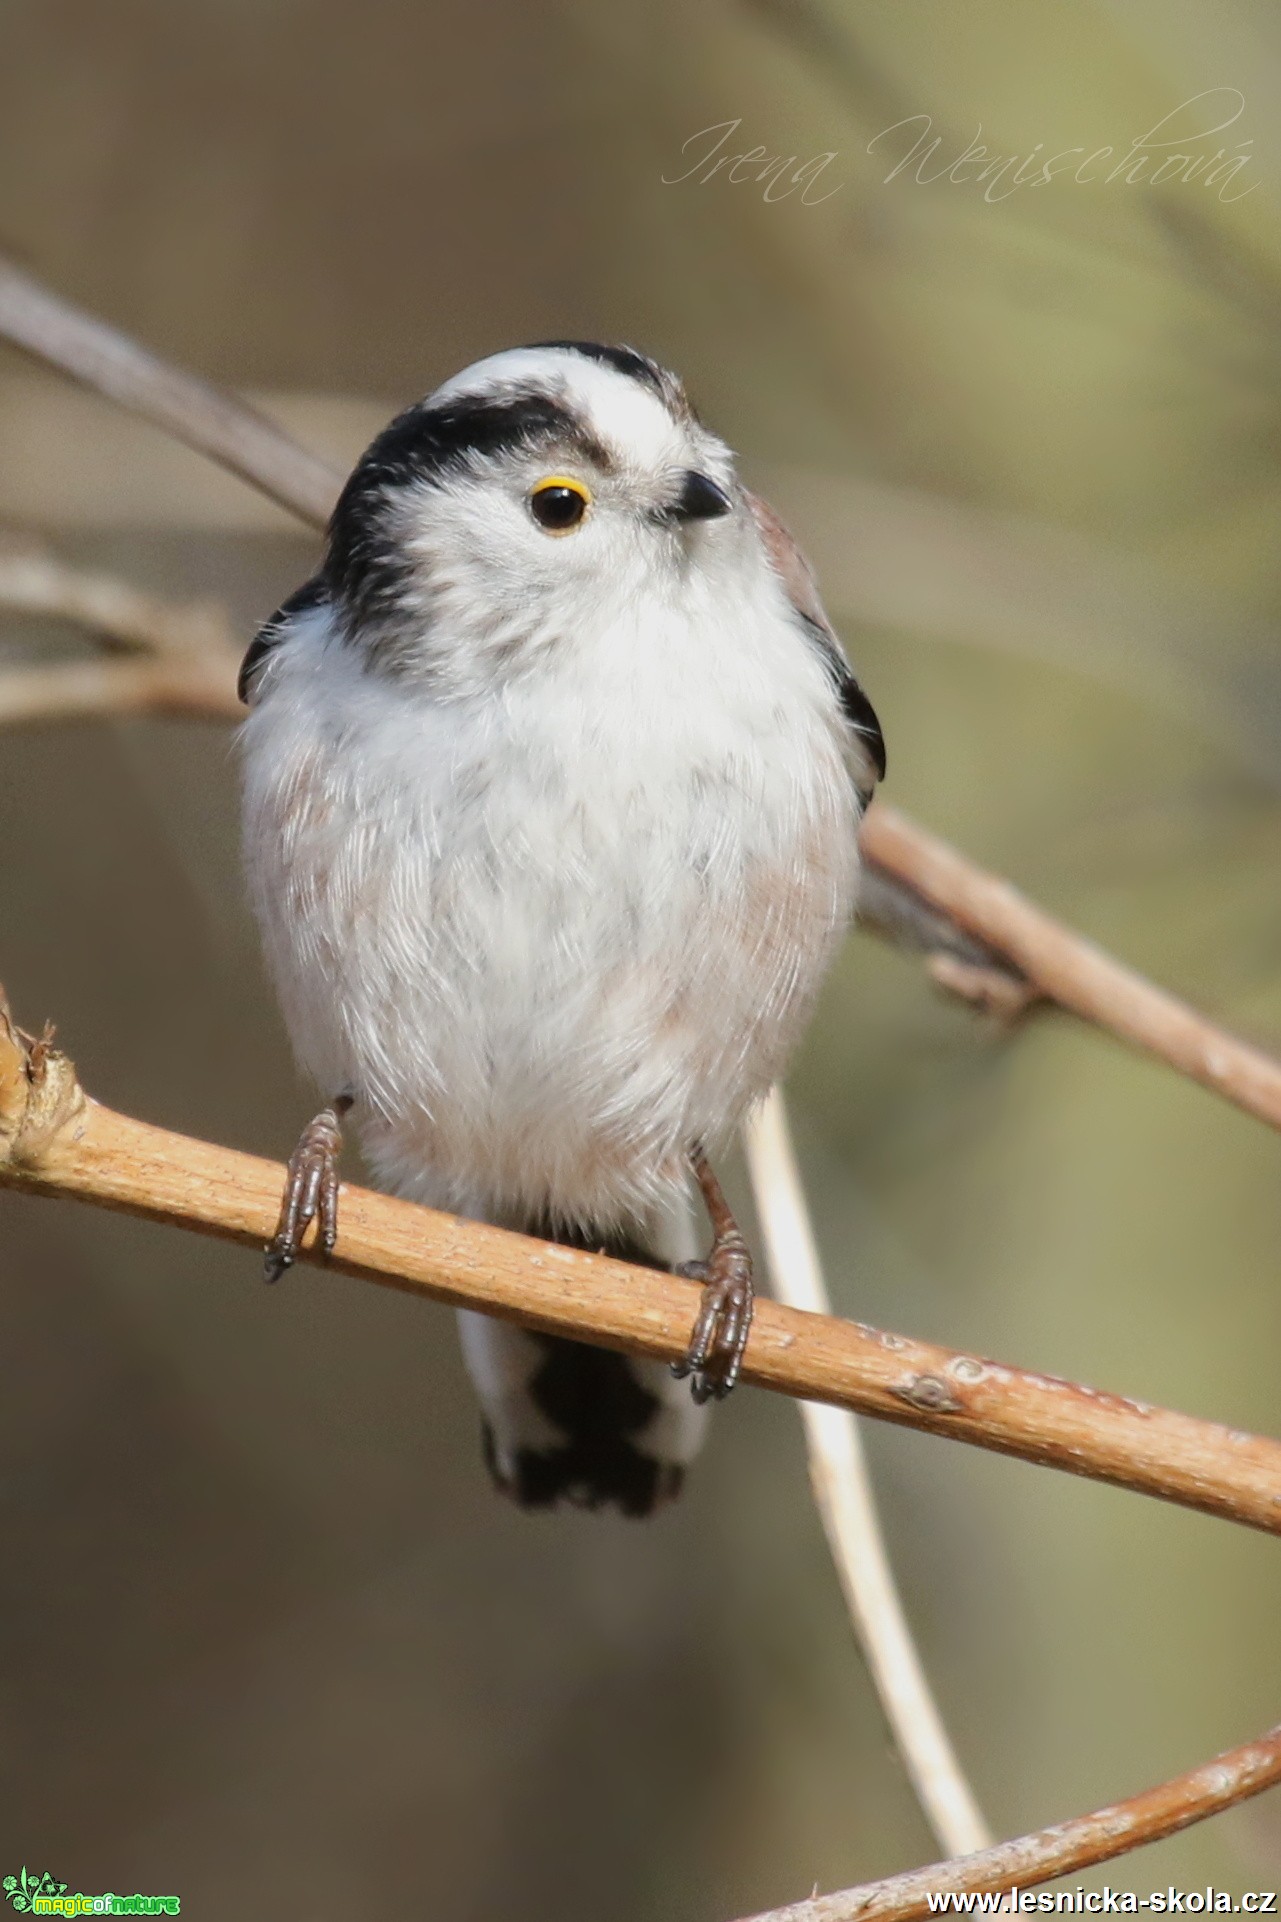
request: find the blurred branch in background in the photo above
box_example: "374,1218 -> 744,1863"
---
742,1721 -> 1281,1922
0,257 -> 342,522
0,545 -> 241,723
862,807 -> 1281,1130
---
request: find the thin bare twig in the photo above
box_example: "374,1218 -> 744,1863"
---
0,546 -> 241,723
0,545 -> 235,657
2,1002 -> 1280,1536
744,1090 -> 992,1859
855,866 -> 1038,1019
0,655 -> 239,724
738,1720 -> 1281,1922
0,258 -> 343,523
862,807 -> 1281,1133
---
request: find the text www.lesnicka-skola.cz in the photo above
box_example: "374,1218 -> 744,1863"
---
926,1893 -> 1278,1914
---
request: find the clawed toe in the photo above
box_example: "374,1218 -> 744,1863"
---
671,1151 -> 755,1402
672,1249 -> 754,1401
265,1103 -> 346,1282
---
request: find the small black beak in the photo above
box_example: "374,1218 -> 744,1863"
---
664,470 -> 733,524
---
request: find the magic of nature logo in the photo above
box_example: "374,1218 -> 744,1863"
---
3,1870 -> 180,1917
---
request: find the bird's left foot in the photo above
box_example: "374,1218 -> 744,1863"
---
671,1150 -> 755,1403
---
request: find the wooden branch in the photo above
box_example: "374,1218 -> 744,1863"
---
863,807 -> 1281,1133
740,1720 -> 1281,1922
3,1001 -> 1280,1536
744,1091 -> 992,1859
0,258 -> 343,523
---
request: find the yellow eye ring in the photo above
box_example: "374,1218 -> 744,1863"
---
529,475 -> 592,534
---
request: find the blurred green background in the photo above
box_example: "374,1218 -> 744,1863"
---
1,1 -> 1280,1914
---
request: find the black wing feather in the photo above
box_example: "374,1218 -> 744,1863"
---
798,613 -> 886,786
238,577 -> 328,705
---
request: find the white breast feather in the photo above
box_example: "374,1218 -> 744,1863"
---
240,531 -> 862,1232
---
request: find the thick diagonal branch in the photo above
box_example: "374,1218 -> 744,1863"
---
2,1002 -> 1279,1536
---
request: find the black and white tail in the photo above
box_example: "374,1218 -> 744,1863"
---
457,1223 -> 708,1517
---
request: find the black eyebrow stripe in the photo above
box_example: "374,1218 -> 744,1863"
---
335,391 -> 607,507
325,390 -> 611,617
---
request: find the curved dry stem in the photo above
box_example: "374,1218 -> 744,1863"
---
744,1090 -> 992,1859
738,1720 -> 1281,1922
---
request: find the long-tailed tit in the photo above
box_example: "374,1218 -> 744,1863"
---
239,342 -> 884,1516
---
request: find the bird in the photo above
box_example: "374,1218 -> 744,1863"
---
238,341 -> 884,1517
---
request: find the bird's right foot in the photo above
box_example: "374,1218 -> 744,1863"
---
264,1099 -> 349,1282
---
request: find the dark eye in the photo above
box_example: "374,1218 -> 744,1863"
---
529,476 -> 591,534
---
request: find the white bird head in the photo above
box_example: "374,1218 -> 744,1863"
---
323,342 -> 749,690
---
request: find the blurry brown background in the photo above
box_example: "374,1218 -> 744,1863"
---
2,2 -> 1281,1915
